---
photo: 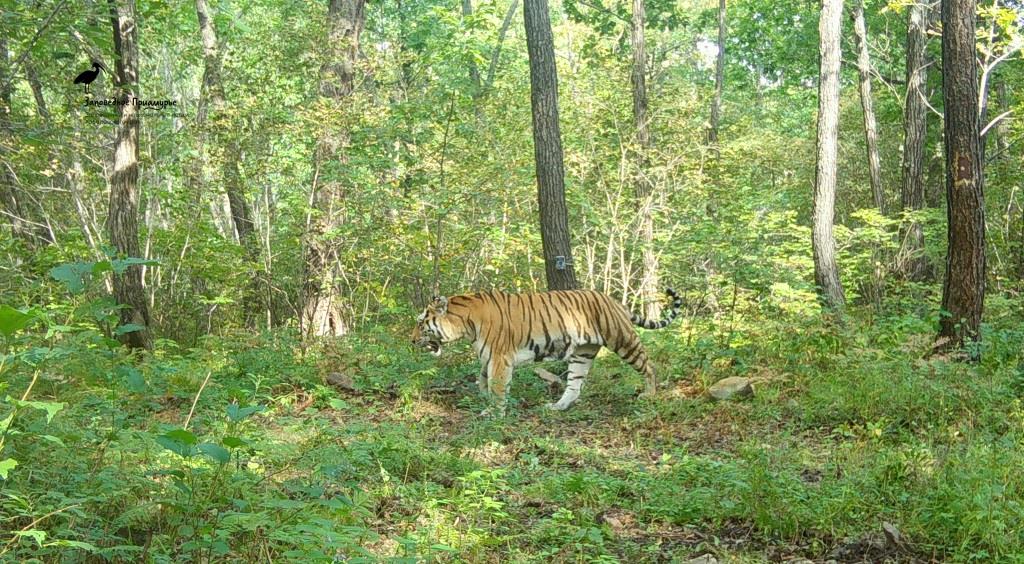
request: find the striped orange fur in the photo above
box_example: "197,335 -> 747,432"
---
411,288 -> 681,415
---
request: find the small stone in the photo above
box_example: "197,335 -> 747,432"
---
686,555 -> 717,564
326,372 -> 356,392
707,376 -> 754,400
882,521 -> 902,547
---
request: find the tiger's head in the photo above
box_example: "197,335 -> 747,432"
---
411,296 -> 464,356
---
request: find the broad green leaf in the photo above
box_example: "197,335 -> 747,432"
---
222,436 -> 246,448
118,366 -> 146,393
48,540 -> 99,552
157,429 -> 198,457
226,403 -> 264,422
114,323 -> 147,336
0,458 -> 18,479
15,529 -> 45,546
163,429 -> 197,445
197,442 -> 230,464
10,399 -> 65,423
110,258 -> 159,275
49,262 -> 95,293
0,305 -> 36,337
329,398 -> 349,410
156,435 -> 195,458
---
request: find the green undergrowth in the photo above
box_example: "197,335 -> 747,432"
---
1,301 -> 1023,562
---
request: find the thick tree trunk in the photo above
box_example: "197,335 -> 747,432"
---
898,0 -> 930,280
812,0 -> 846,312
108,0 -> 152,350
302,0 -> 365,338
937,0 -> 985,355
707,0 -> 725,146
631,0 -> 659,318
851,0 -> 884,213
524,0 -> 578,290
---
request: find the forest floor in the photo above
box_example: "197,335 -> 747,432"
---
3,302 -> 1024,562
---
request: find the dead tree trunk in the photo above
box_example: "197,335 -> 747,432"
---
812,0 -> 846,312
898,0 -> 930,280
631,0 -> 659,317
524,0 -> 578,290
108,0 -> 152,349
851,0 -> 884,213
707,0 -> 726,147
937,0 -> 985,356
302,0 -> 365,338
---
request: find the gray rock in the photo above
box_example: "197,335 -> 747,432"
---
707,376 -> 754,400
326,372 -> 356,392
882,521 -> 902,547
686,555 -> 717,564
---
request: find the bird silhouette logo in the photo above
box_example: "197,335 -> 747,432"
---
73,61 -> 106,94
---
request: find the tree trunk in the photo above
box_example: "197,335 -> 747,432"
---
524,0 -> 578,290
461,0 -> 483,96
484,0 -> 520,93
994,79 -> 1009,159
195,0 -> 259,324
631,0 -> 659,318
108,0 -> 152,350
302,0 -> 365,338
0,34 -> 36,247
851,0 -> 884,214
707,0 -> 725,146
937,0 -> 985,355
812,0 -> 846,312
898,0 -> 929,280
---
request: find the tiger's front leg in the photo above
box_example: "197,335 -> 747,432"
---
476,366 -> 488,395
480,358 -> 513,417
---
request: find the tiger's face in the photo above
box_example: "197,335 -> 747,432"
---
412,296 -> 456,356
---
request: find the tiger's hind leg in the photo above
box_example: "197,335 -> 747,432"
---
547,345 -> 599,411
613,336 -> 657,396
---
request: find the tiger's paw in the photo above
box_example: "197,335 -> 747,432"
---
545,401 -> 570,411
478,406 -> 507,418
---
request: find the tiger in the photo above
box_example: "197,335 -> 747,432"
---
411,288 -> 682,416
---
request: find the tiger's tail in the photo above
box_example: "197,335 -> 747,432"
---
629,288 -> 682,330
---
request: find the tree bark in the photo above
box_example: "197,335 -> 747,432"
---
108,0 -> 152,350
302,0 -> 365,338
898,0 -> 929,280
0,34 -> 35,246
707,0 -> 726,146
812,0 -> 846,312
851,0 -> 884,214
484,0 -> 520,93
631,0 -> 659,318
524,0 -> 578,290
195,0 -> 259,323
461,0 -> 484,95
937,0 -> 985,355
195,0 -> 255,247
993,79 -> 1009,159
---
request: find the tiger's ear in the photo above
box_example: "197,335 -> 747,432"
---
431,295 -> 449,314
